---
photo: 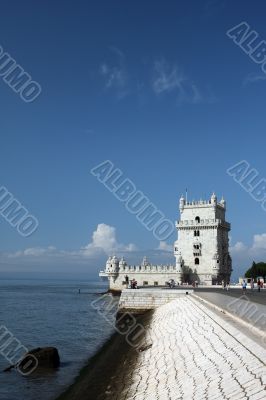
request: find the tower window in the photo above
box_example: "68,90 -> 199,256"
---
194,230 -> 200,236
195,216 -> 200,223
195,258 -> 199,265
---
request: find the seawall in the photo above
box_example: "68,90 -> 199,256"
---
118,288 -> 194,313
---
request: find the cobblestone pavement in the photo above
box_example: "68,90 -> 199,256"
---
118,296 -> 266,400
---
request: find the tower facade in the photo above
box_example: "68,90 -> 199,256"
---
175,193 -> 232,285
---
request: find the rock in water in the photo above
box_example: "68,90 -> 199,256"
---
3,347 -> 60,374
18,347 -> 60,373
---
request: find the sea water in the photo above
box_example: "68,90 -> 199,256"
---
0,279 -> 116,400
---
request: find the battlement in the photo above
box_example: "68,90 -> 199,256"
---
179,193 -> 226,212
182,201 -> 225,208
100,262 -> 176,276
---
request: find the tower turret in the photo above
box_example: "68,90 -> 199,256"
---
179,194 -> 185,213
175,250 -> 183,283
211,192 -> 217,206
142,256 -> 150,267
110,255 -> 119,272
119,257 -> 127,269
106,256 -> 112,272
220,196 -> 226,209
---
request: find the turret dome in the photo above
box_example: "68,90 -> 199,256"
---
211,192 -> 217,204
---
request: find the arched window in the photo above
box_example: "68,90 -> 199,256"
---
196,230 -> 200,236
195,258 -> 199,265
195,216 -> 200,223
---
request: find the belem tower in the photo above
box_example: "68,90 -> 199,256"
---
99,193 -> 232,291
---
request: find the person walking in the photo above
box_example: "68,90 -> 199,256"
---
258,279 -> 261,292
242,279 -> 247,294
250,278 -> 254,291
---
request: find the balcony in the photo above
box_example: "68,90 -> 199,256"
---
176,219 -> 230,230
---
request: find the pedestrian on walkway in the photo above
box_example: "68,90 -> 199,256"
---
250,278 -> 254,291
258,279 -> 261,292
226,282 -> 229,291
242,279 -> 247,294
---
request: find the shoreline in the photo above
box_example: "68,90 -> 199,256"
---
55,311 -> 152,400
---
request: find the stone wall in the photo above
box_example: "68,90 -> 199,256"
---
118,288 -> 194,313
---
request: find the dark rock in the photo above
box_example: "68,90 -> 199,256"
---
3,347 -> 60,374
19,347 -> 60,370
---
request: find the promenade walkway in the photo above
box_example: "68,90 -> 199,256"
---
118,296 -> 266,400
194,291 -> 266,333
195,288 -> 266,306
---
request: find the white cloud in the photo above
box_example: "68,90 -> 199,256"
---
230,234 -> 266,255
98,52 -> 216,104
8,246 -> 57,258
100,63 -> 126,90
152,60 -> 185,94
152,59 -> 203,104
243,73 -> 266,87
251,233 -> 266,251
230,233 -> 266,278
81,223 -> 137,256
217,233 -> 266,281
99,47 -> 129,99
4,224 -> 137,261
230,241 -> 247,254
157,241 -> 173,252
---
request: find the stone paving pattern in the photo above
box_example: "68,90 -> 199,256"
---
117,297 -> 266,400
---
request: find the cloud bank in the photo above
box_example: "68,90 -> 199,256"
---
1,223 -> 266,281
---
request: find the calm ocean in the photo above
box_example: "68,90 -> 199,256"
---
0,279 -> 117,400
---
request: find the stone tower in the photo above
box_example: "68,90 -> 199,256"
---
174,193 -> 232,285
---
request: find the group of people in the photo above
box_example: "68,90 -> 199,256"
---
221,280 -> 230,291
242,278 -> 264,294
125,275 -> 138,289
168,279 -> 176,288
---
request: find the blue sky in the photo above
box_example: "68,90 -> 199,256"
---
1,0 -> 266,280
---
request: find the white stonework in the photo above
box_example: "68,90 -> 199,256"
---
175,193 -> 232,285
113,297 -> 266,400
99,255 -> 178,291
99,193 -> 232,290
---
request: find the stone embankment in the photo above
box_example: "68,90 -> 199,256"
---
115,295 -> 266,400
